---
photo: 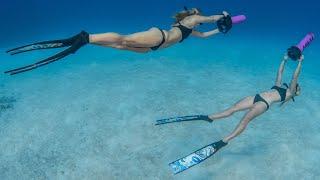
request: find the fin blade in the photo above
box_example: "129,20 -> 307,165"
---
6,37 -> 74,55
155,115 -> 211,125
169,143 -> 217,174
5,42 -> 78,75
169,140 -> 227,174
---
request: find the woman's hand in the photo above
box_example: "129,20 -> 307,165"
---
298,55 -> 304,62
283,54 -> 289,61
222,11 -> 229,17
217,11 -> 232,33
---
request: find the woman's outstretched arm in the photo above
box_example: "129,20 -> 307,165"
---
275,55 -> 288,86
289,55 -> 303,93
191,29 -> 220,38
194,11 -> 228,24
194,15 -> 224,23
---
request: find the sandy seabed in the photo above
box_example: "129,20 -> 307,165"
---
0,42 -> 319,179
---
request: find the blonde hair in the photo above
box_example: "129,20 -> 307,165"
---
173,8 -> 201,23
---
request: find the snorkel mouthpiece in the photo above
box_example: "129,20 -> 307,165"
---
288,33 -> 315,60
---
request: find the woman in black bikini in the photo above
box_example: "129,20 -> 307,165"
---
5,9 -> 232,75
89,9 -> 230,53
156,54 -> 303,148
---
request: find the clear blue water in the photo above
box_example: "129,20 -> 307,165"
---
0,0 -> 319,179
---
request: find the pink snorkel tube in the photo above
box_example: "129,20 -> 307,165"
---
287,33 -> 315,60
296,33 -> 315,52
231,15 -> 246,24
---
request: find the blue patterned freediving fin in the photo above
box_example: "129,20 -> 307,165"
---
169,140 -> 227,174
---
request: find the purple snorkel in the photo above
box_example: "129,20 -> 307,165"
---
287,33 -> 315,60
231,15 -> 246,24
297,33 -> 315,52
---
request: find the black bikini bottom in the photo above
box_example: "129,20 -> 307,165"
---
150,28 -> 166,51
253,94 -> 270,110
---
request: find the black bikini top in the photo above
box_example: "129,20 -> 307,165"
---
174,22 -> 193,42
271,83 -> 294,102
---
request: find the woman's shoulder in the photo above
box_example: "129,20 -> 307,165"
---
185,14 -> 202,21
181,15 -> 200,26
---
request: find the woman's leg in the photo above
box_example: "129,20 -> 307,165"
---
89,32 -> 123,46
103,44 -> 150,53
209,96 -> 254,120
122,28 -> 163,47
89,28 -> 163,48
222,103 -> 268,143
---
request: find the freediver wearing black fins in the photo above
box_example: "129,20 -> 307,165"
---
5,8 -> 245,75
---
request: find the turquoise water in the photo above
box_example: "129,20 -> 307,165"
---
0,36 -> 319,179
1,0 -> 320,179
